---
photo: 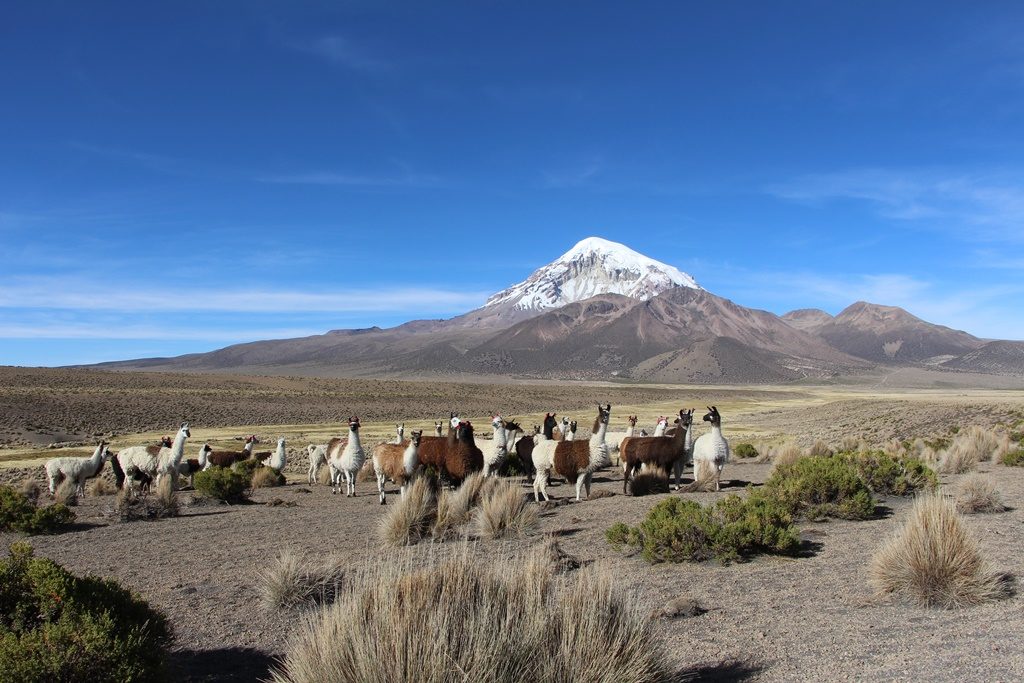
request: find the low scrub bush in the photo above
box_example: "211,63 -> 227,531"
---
112,479 -> 180,522
608,494 -> 800,564
870,492 -> 1012,608
0,486 -> 75,535
0,542 -> 172,680
732,443 -> 758,459
260,550 -> 346,611
840,451 -> 937,496
764,456 -> 875,520
251,466 -> 286,489
193,468 -> 249,504
999,449 -> 1024,467
232,458 -> 261,480
269,546 -> 673,683
955,475 -> 1007,514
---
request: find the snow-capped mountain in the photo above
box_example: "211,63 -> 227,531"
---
484,236 -> 701,311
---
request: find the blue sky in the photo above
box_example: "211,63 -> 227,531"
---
2,1 -> 1024,366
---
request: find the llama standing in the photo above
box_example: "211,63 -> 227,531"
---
307,444 -> 328,484
155,423 -> 192,488
116,423 -> 190,487
482,415 -> 509,477
373,429 -> 422,504
327,417 -> 365,496
692,406 -> 730,491
45,441 -> 109,496
532,404 -> 611,502
263,437 -> 287,471
621,409 -> 690,493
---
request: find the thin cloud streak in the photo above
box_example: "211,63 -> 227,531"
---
0,279 -> 489,314
0,323 -> 327,341
258,171 -> 446,188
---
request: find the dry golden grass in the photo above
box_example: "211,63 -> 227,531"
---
153,476 -> 179,517
89,477 -> 117,496
260,550 -> 346,611
682,463 -> 717,493
768,442 -> 804,469
629,467 -> 670,496
358,460 -> 376,483
433,472 -> 499,539
807,439 -> 833,457
251,466 -> 285,489
473,480 -> 538,539
870,492 -> 1011,608
939,426 -> 1012,474
955,475 -> 1007,515
54,478 -> 78,506
18,478 -> 40,505
317,465 -> 332,486
377,477 -> 436,547
269,545 -> 674,683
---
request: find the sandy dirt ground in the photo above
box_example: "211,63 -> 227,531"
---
2,368 -> 1024,681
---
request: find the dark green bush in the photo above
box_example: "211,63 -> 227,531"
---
733,443 -> 759,459
232,458 -> 261,479
764,456 -> 875,520
0,486 -> 75,535
608,494 -> 800,564
193,468 -> 249,504
1000,449 -> 1024,467
839,451 -> 937,496
0,542 -> 172,682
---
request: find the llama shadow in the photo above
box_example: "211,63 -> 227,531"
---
170,647 -> 278,682
872,504 -> 894,519
687,660 -> 763,682
56,521 -> 105,534
547,527 -> 584,537
795,538 -> 825,559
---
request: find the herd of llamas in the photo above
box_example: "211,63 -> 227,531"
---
42,404 -> 733,504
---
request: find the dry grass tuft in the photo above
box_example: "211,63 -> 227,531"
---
260,550 -> 346,611
869,491 -> 1012,608
629,468 -> 670,496
89,477 -> 117,497
939,426 -> 1012,473
681,461 -> 718,493
538,536 -> 583,573
252,466 -> 286,489
54,478 -> 78,506
269,546 -> 674,683
433,472 -> 499,539
316,465 -> 332,486
955,475 -> 1007,514
18,478 -> 41,505
474,481 -> 538,539
377,477 -> 436,547
807,439 -> 833,457
358,460 -> 376,483
152,476 -> 179,517
769,442 -> 804,469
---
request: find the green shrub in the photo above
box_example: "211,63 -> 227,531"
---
999,449 -> 1024,467
608,494 -> 800,564
232,458 -> 261,479
193,468 -> 249,504
0,486 -> 75,535
764,456 -> 875,520
0,542 -> 172,682
733,443 -> 759,459
840,451 -> 937,496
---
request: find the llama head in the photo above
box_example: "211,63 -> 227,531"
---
702,406 -> 721,427
179,422 -> 191,438
457,420 -> 475,442
277,437 -> 286,448
569,420 -> 578,434
160,436 -> 173,448
307,444 -> 317,456
396,424 -> 405,439
532,425 -> 541,435
504,418 -> 521,433
410,430 -> 423,446
349,417 -> 361,431
596,403 -> 611,424
449,414 -> 461,429
542,414 -> 558,439
491,415 -> 503,429
246,435 -> 260,445
628,415 -> 638,426
434,421 -> 443,435
678,408 -> 694,429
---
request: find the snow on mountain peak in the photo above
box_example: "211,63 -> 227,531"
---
484,236 -> 701,311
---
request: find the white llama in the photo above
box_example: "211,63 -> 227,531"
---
45,441 -> 110,496
692,406 -> 730,491
327,417 -> 365,496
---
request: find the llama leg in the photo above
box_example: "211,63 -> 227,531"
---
584,472 -> 592,498
673,459 -> 683,491
377,472 -> 386,505
533,471 -> 542,502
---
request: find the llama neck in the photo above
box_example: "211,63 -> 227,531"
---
403,441 -> 418,475
493,425 -> 506,449
243,439 -> 255,455
684,425 -> 694,450
591,419 -> 609,445
170,430 -> 188,463
87,444 -> 105,473
198,445 -> 209,468
276,441 -> 286,463
348,428 -> 362,450
711,423 -> 722,440
625,424 -> 635,437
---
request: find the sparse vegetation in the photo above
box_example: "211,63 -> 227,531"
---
473,481 -> 538,539
89,477 -> 117,496
808,439 -> 833,457
955,475 -> 1007,514
54,478 -> 78,507
733,443 -> 758,459
870,492 -> 1012,608
764,455 -> 875,520
193,467 -> 249,504
251,466 -> 286,489
999,449 -> 1024,467
0,542 -> 172,681
607,494 -> 800,564
377,477 -> 436,547
18,479 -> 40,505
629,468 -> 669,496
840,450 -> 937,496
269,546 -> 675,683
259,550 -> 346,611
0,485 -> 75,535
112,478 -> 180,522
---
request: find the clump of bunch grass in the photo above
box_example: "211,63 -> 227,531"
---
767,442 -> 804,469
112,477 -> 180,522
999,449 -> 1024,467
194,467 -> 249,504
259,550 -> 346,611
0,542 -> 172,680
807,440 -> 833,457
89,477 -> 117,496
433,472 -> 499,539
937,425 -> 1013,473
269,546 -> 674,683
955,475 -> 1007,514
607,493 -> 800,565
377,477 -> 437,547
18,479 -> 41,505
869,492 -> 1012,608
629,468 -> 670,496
0,485 -> 75,535
839,450 -> 937,496
732,443 -> 758,459
763,455 -> 875,520
252,466 -> 286,489
473,481 -> 538,539
54,479 -> 78,507
316,465 -> 333,486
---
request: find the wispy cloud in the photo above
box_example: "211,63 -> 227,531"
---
0,277 -> 488,314
289,35 -> 391,73
258,170 -> 444,188
541,159 -> 605,189
768,167 -> 1024,242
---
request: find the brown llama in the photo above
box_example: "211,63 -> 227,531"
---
533,404 -> 611,502
621,409 -> 690,493
206,435 -> 260,468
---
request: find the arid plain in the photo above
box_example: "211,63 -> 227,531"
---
2,366 -> 1023,681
